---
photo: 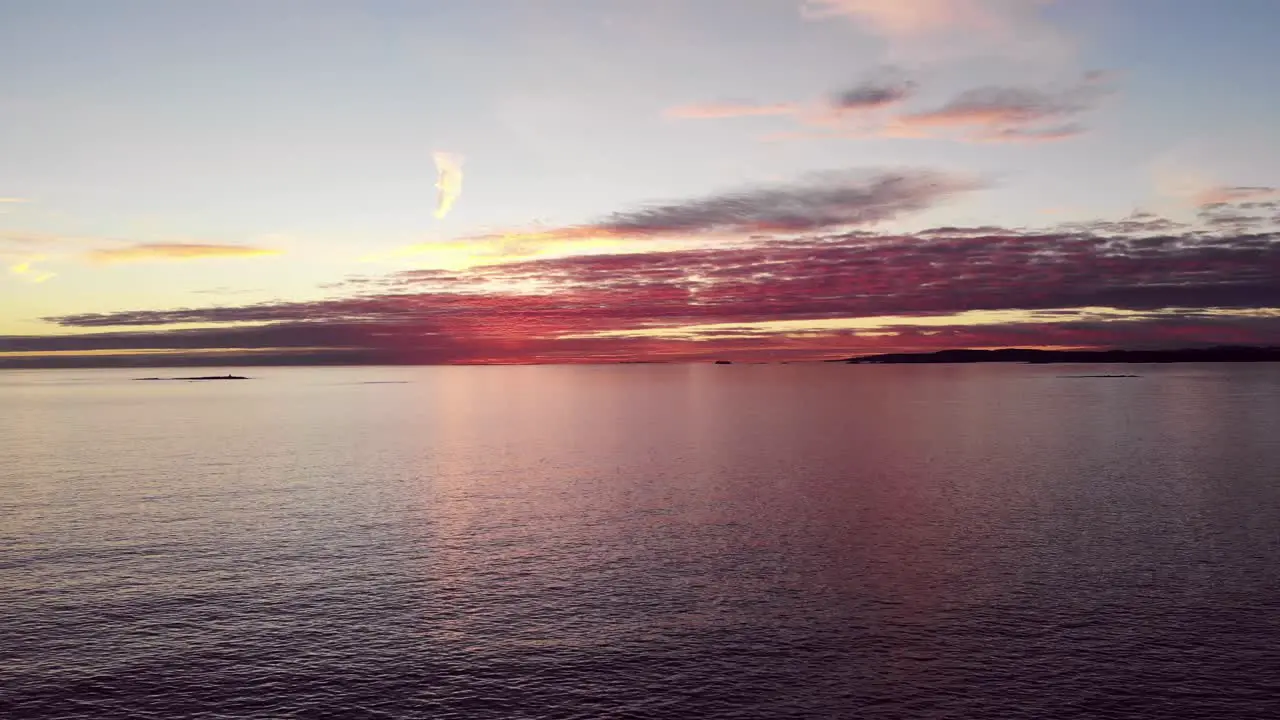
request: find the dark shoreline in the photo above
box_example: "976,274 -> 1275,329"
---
837,346 -> 1280,365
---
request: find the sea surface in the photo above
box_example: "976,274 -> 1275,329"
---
2,363 -> 1279,719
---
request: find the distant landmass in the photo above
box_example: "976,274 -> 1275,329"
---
836,346 -> 1280,364
135,374 -> 250,381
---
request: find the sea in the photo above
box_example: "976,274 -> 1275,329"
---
2,363 -> 1279,719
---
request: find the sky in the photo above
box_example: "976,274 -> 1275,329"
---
2,0 -> 1279,366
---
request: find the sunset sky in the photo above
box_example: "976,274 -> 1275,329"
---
3,0 -> 1280,365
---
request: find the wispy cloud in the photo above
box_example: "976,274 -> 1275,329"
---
192,286 -> 266,296
666,70 -> 913,124
0,232 -> 61,250
593,169 -> 981,235
831,76 -> 917,111
664,102 -> 801,120
0,197 -> 32,215
802,0 -> 1026,35
668,72 -> 1112,144
7,255 -> 56,283
1194,185 -> 1280,206
1193,187 -> 1280,231
801,0 -> 1069,61
87,243 -> 284,264
890,72 -> 1112,141
433,151 -> 465,219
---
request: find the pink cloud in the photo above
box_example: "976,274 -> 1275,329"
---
801,0 -> 1068,61
804,0 -> 1017,36
671,71 -> 1111,144
664,102 -> 801,119
890,73 -> 1110,142
1193,185 -> 1280,206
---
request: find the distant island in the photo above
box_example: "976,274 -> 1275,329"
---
134,374 -> 250,381
835,346 -> 1280,364
1058,374 -> 1141,378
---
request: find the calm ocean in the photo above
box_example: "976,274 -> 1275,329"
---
3,364 -> 1279,719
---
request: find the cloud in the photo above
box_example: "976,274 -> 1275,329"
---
1054,211 -> 1189,237
0,232 -> 60,252
802,0 -> 1028,36
21,203 -> 1280,366
591,169 -> 981,236
433,151 -> 465,219
891,72 -> 1111,141
386,169 -> 982,267
667,71 -> 913,124
1194,185 -> 1279,206
9,310 -> 1280,368
0,198 -> 31,215
192,286 -> 265,296
9,167 -> 1280,367
8,256 -> 56,283
664,102 -> 801,120
801,0 -> 1068,61
832,77 -> 917,111
1194,189 -> 1280,231
86,243 -> 284,264
3,234 -> 284,276
670,72 -> 1111,144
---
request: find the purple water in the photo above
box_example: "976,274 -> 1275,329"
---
3,364 -> 1279,719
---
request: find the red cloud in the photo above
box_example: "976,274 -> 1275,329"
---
10,212 -> 1279,367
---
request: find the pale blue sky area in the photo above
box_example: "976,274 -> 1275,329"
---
2,0 -> 1279,330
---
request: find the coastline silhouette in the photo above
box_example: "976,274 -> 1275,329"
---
838,346 -> 1280,365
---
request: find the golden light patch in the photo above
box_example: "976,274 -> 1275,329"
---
561,307 -> 1240,340
87,244 -> 283,264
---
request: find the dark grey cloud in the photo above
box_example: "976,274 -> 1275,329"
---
595,170 -> 982,235
1196,190 -> 1280,230
833,78 -> 917,110
1056,211 -> 1190,236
